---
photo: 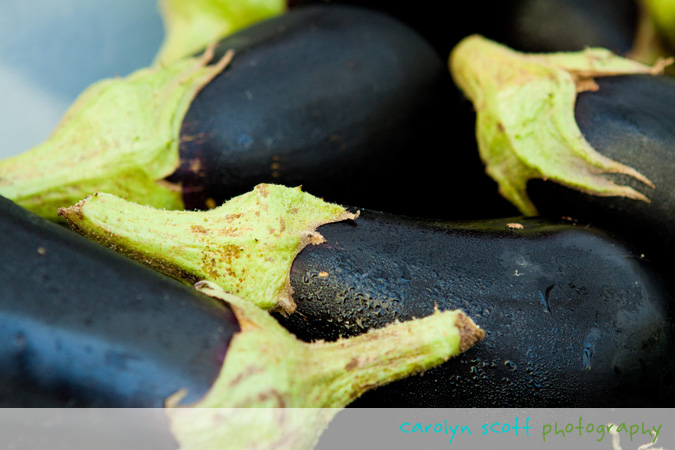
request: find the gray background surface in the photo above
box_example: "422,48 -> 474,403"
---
0,0 -> 164,158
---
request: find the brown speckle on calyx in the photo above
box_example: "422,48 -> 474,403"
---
303,231 -> 325,245
256,184 -> 270,198
191,224 -> 208,234
228,365 -> 265,388
224,213 -> 242,222
255,389 -> 286,408
345,357 -> 360,371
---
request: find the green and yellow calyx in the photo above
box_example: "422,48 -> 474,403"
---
58,184 -> 356,315
155,0 -> 285,65
644,0 -> 675,51
0,45 -> 232,222
165,281 -> 485,450
450,34 -> 670,216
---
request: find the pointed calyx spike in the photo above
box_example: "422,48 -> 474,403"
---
165,281 -> 485,450
58,184 -> 358,315
154,0 -> 285,65
0,45 -> 232,222
449,34 -> 669,216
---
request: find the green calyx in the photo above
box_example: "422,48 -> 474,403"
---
627,0 -> 675,72
644,0 -> 675,51
0,46 -> 232,221
155,0 -> 286,65
450,35 -> 669,216
165,281 -> 485,450
58,184 -> 357,315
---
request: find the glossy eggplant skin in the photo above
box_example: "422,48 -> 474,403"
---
528,75 -> 675,269
276,210 -> 675,407
0,196 -> 238,407
168,6 -> 475,219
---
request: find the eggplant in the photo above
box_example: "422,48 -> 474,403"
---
0,196 -> 237,408
0,194 -> 484,443
528,74 -> 675,266
279,210 -> 675,407
450,36 -> 675,268
168,4 -> 457,217
0,5 -> 465,221
59,184 -> 675,407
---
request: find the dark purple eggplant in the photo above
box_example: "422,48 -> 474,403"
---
169,5 -> 459,218
57,185 -> 675,407
450,35 -> 675,271
0,194 -> 482,416
0,203 -> 239,407
276,210 -> 675,407
1,5 -> 483,222
528,74 -> 675,268
0,196 -> 237,408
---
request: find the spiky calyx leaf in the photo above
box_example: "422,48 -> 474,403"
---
0,46 -> 232,221
58,184 -> 356,315
155,0 -> 285,65
450,35 -> 669,216
165,282 -> 484,450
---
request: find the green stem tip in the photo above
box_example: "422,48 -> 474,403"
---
165,281 -> 484,450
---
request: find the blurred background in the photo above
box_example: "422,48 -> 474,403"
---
0,0 -> 164,158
